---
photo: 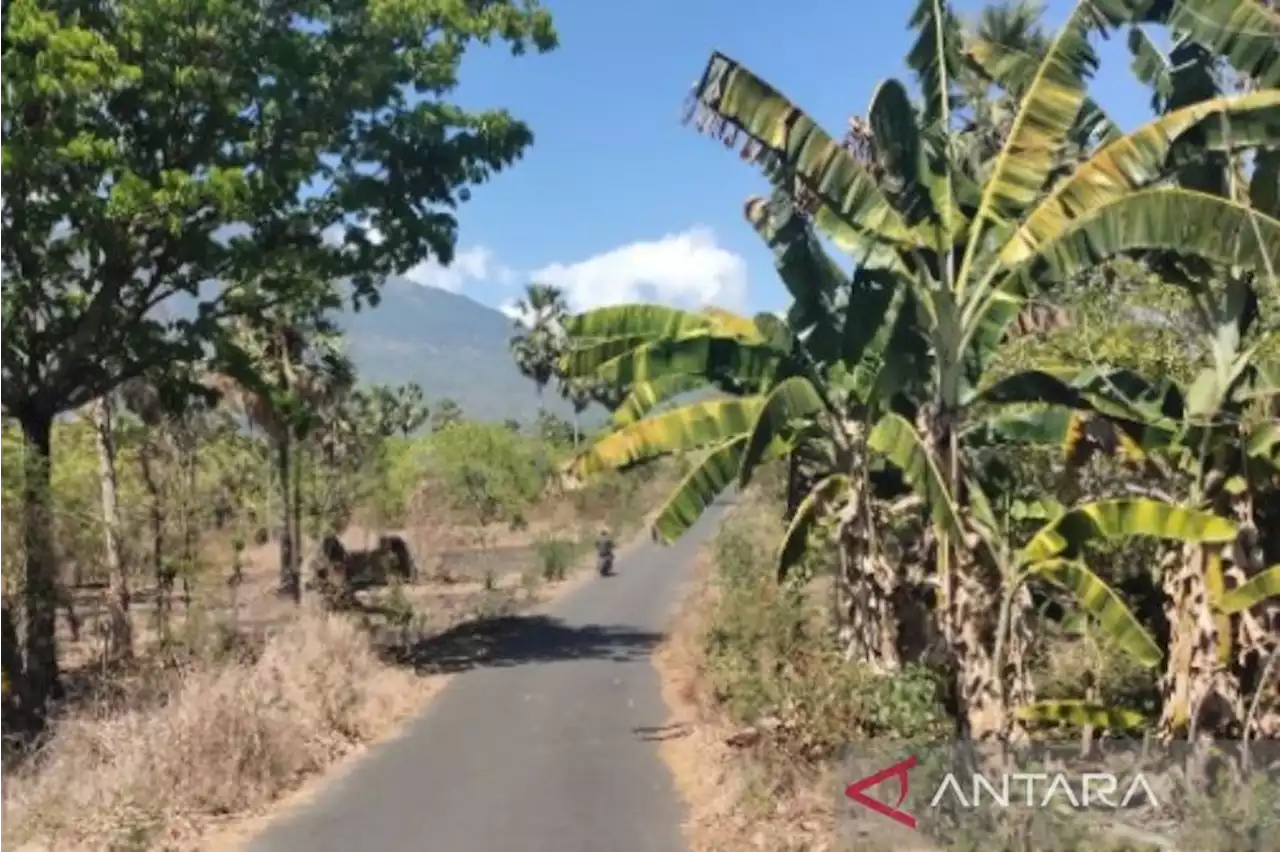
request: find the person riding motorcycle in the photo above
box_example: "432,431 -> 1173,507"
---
596,527 -> 615,575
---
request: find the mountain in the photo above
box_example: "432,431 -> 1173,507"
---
338,277 -> 595,425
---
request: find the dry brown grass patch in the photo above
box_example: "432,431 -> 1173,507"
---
3,609 -> 431,852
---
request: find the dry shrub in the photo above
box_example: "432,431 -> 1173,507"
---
4,610 -> 424,852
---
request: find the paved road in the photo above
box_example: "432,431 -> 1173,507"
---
249,498 -> 731,852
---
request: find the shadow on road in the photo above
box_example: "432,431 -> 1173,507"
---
380,613 -> 664,675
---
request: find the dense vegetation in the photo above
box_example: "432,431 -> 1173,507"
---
559,0 -> 1280,756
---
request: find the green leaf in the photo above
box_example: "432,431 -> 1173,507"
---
776,474 -> 851,581
1025,558 -> 1162,668
1021,498 -> 1238,563
596,335 -> 784,389
562,304 -> 731,341
611,375 -> 709,429
562,334 -> 656,377
867,412 -> 963,540
651,436 -> 748,544
1252,149 -> 1280,218
739,376 -> 825,489
959,0 -> 1099,296
1004,90 -> 1280,267
1016,700 -> 1148,730
1007,188 -> 1280,294
571,397 -> 764,477
965,34 -> 1123,144
1159,0 -> 1280,89
1217,565 -> 1280,616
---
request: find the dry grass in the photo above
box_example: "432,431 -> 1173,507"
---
4,609 -> 428,852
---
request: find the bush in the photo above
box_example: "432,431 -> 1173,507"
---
422,421 -> 549,527
702,497 -> 949,762
535,534 -> 575,582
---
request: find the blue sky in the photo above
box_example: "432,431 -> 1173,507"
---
401,0 -> 1159,318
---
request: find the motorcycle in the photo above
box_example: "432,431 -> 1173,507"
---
597,545 -> 615,577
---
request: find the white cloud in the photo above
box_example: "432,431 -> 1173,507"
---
401,245 -> 516,292
530,226 -> 748,312
497,298 -> 526,322
321,224 -> 750,311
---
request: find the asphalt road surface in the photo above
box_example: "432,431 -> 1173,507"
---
249,497 -> 733,852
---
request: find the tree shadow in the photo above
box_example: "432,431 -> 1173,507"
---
379,613 -> 664,675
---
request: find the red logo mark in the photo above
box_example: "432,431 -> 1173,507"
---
844,754 -> 918,829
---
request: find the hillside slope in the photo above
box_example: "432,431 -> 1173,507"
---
338,278 -> 593,424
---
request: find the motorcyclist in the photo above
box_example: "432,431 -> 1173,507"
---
596,526 -> 615,574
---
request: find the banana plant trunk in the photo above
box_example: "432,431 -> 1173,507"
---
920,403 -> 1031,742
1157,542 -> 1244,739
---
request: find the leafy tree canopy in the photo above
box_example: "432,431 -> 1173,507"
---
1,0 -> 558,425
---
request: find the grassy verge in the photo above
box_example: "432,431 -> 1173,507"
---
654,485 -> 951,852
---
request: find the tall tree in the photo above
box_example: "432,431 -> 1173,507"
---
1,0 -> 556,727
509,282 -> 569,411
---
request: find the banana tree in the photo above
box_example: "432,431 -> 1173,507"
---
559,297 -> 831,543
682,0 -> 1280,738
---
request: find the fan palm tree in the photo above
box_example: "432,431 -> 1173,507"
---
510,283 -> 569,413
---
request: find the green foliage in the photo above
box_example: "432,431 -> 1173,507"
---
535,535 -> 575,582
423,421 -> 549,527
702,503 -> 950,757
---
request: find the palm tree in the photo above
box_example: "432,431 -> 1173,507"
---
509,282 -> 568,412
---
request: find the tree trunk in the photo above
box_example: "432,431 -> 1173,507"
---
92,395 -> 132,660
137,441 -> 170,636
276,436 -> 300,602
2,600 -> 31,740
19,407 -> 62,729
179,442 -> 198,610
292,440 -> 305,586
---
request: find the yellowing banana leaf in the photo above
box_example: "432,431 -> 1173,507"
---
1016,699 -> 1148,731
611,375 -> 709,429
1217,564 -> 1280,616
867,412 -> 963,540
651,435 -> 748,545
1021,498 -> 1238,564
738,376 -> 825,489
562,304 -> 744,341
686,52 -> 921,249
966,33 -> 1123,145
1007,187 -> 1280,293
571,397 -> 765,478
1025,558 -> 1162,668
700,306 -> 763,339
1004,90 -> 1280,266
596,335 -> 785,389
561,334 -> 659,378
1160,0 -> 1280,88
776,474 -> 851,581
